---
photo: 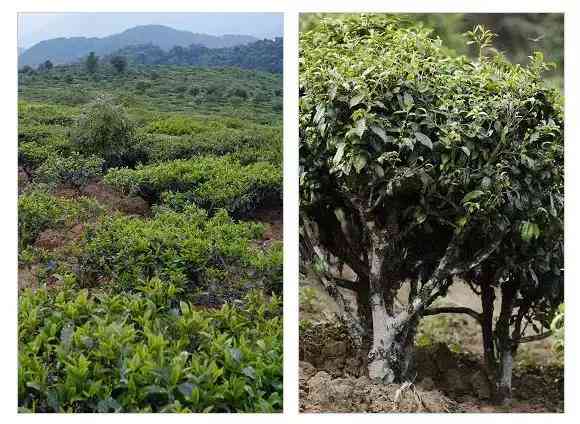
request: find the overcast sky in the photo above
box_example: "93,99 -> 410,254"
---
18,13 -> 283,48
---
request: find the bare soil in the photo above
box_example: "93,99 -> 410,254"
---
34,223 -> 85,250
299,276 -> 564,413
80,181 -> 150,216
20,180 -> 151,292
300,364 -> 459,413
246,206 -> 283,245
53,180 -> 150,216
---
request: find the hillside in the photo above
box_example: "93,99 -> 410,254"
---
110,38 -> 283,73
18,63 -> 283,412
18,64 -> 282,124
19,25 -> 258,66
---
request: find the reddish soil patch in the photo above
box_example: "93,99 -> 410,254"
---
53,180 -> 150,216
34,229 -> 67,250
69,223 -> 85,239
246,206 -> 283,244
53,187 -> 78,199
81,181 -> 150,216
34,223 -> 85,251
18,265 -> 40,290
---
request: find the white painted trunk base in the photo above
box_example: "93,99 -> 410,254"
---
497,348 -> 513,402
368,293 -> 401,383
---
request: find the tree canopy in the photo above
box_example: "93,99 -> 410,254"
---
110,55 -> 128,74
299,15 -> 563,400
86,51 -> 98,74
110,38 -> 283,74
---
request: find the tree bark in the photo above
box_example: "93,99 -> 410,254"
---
480,278 -> 496,377
494,284 -> 516,404
366,240 -> 416,383
366,239 -> 393,382
354,276 -> 372,361
367,306 -> 417,383
497,346 -> 514,404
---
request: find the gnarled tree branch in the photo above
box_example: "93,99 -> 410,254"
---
424,306 -> 483,323
511,330 -> 553,344
448,234 -> 506,276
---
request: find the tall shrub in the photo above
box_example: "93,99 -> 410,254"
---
299,15 -> 563,399
70,96 -> 136,168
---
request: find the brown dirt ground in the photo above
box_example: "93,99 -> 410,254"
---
81,181 -> 150,216
34,223 -> 85,250
54,180 -> 150,216
55,181 -> 151,216
19,187 -> 281,294
246,206 -> 283,247
299,276 -> 564,413
19,180 -> 151,291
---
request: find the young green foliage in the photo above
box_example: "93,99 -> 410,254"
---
76,204 -> 282,296
19,284 -> 282,412
104,156 -> 282,216
18,190 -> 102,248
35,152 -> 104,189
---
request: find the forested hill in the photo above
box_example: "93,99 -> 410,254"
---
109,38 -> 283,73
19,25 -> 258,67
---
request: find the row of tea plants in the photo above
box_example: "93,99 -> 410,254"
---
18,64 -> 283,412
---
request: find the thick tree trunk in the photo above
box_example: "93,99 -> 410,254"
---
480,279 -> 496,376
354,277 -> 372,366
367,307 -> 416,383
494,284 -> 516,404
366,242 -> 416,383
497,347 -> 514,403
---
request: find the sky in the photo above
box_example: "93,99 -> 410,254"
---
18,13 -> 283,49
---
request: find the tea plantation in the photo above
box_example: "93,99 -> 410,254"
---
18,63 -> 282,412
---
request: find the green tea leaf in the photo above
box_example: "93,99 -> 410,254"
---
462,190 -> 485,203
350,93 -> 365,108
353,155 -> 368,173
415,132 -> 433,150
242,366 -> 256,380
403,92 -> 414,110
333,142 -> 346,163
370,125 -> 390,143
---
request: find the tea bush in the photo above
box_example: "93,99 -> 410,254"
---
145,116 -> 214,136
18,101 -> 77,127
70,96 -> 136,167
35,152 -> 104,188
227,146 -> 282,166
19,143 -> 56,178
18,284 -> 282,412
138,126 -> 281,165
18,126 -> 72,179
77,205 -> 282,295
18,190 -> 102,247
145,115 -> 251,136
300,14 -> 563,395
19,66 -> 282,124
18,123 -> 69,145
19,62 -> 283,412
250,244 -> 284,295
104,156 -> 282,216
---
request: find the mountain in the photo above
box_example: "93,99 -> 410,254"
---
19,25 -> 258,67
110,37 -> 283,73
